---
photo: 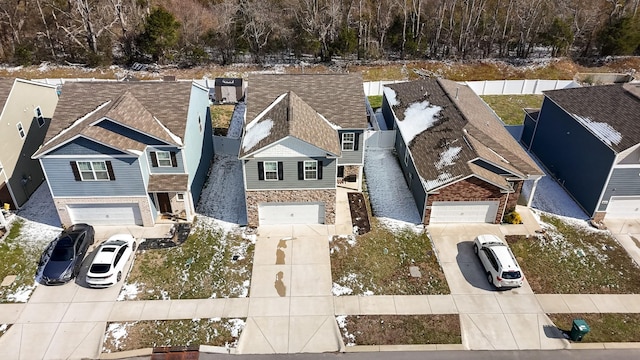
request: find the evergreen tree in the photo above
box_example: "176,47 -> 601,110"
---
598,16 -> 640,56
137,7 -> 181,63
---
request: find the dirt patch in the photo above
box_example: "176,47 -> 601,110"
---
337,315 -> 460,346
138,223 -> 191,250
347,192 -> 370,235
548,313 -> 640,343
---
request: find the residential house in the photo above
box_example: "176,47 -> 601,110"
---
32,81 -> 212,227
240,74 -> 369,226
0,78 -> 59,209
382,79 -> 544,224
523,83 -> 640,221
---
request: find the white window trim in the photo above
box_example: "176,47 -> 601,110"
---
264,161 -> 278,181
35,107 -> 45,127
17,122 -> 25,139
341,133 -> 355,151
77,160 -> 110,181
156,151 -> 172,167
304,160 -> 317,180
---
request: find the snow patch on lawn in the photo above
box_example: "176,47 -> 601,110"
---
336,315 -> 356,346
227,102 -> 246,139
103,322 -> 133,353
117,283 -> 140,301
6,286 -> 34,303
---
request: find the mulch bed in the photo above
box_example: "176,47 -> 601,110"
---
347,192 -> 370,235
138,223 -> 192,250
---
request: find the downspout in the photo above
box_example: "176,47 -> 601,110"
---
527,177 -> 541,207
500,191 -> 510,223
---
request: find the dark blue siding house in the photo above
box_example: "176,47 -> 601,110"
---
524,83 -> 640,221
33,81 -> 212,227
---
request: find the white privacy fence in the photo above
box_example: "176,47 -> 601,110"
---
365,130 -> 396,149
464,79 -> 580,95
363,80 -> 407,96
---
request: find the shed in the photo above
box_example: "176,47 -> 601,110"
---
211,78 -> 244,103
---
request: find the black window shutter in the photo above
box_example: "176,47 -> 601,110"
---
317,160 -> 323,179
70,161 -> 81,181
298,161 -> 304,180
258,162 -> 264,180
170,152 -> 178,167
277,162 -> 284,180
150,152 -> 158,167
106,161 -> 116,180
354,133 -> 360,150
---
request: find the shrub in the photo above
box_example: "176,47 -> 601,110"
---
504,211 -> 522,224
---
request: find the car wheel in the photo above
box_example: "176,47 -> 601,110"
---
117,271 -> 122,282
473,244 -> 478,254
487,272 -> 493,286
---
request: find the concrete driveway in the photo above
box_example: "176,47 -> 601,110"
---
604,218 -> 640,267
428,223 -> 567,350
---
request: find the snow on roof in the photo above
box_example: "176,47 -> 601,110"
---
420,172 -> 460,191
242,119 -> 274,152
572,113 -> 622,146
435,146 -> 462,170
397,100 -> 442,144
383,87 -> 398,106
317,112 -> 342,130
153,116 -> 183,146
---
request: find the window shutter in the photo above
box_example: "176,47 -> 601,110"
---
70,161 -> 81,181
170,152 -> 178,167
150,152 -> 158,167
317,160 -> 323,180
298,161 -> 304,180
106,161 -> 116,180
258,162 -> 264,180
278,162 -> 284,180
354,133 -> 360,150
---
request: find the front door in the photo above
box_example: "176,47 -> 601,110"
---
157,193 -> 172,213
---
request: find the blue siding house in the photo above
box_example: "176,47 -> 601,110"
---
33,81 -> 212,227
524,83 -> 640,221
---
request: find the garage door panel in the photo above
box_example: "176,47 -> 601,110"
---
68,203 -> 143,226
259,202 -> 324,225
430,201 -> 499,223
605,197 -> 640,219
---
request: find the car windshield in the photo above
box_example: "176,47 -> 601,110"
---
502,271 -> 521,279
90,264 -> 111,274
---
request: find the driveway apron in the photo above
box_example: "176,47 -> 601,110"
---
236,224 -> 344,354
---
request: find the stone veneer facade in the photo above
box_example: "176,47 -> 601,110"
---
54,196 -> 154,227
245,189 -> 336,226
423,177 -> 523,225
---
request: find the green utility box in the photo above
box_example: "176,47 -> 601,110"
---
569,319 -> 590,341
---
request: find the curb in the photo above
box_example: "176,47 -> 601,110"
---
569,342 -> 640,350
344,344 -> 465,352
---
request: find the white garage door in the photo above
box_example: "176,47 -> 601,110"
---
259,202 -> 324,225
605,197 -> 640,219
68,203 -> 144,226
430,201 -> 500,223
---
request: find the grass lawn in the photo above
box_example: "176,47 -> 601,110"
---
480,95 -> 544,125
548,313 -> 640,342
368,95 -> 383,110
210,104 -> 236,129
337,315 -> 460,346
330,219 -> 449,295
102,318 -> 245,352
506,213 -> 640,294
0,220 -> 49,303
122,219 -> 253,300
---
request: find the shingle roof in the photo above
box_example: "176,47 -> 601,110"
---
543,83 -> 640,153
0,78 -> 14,112
148,174 -> 189,192
240,91 -> 341,157
386,79 -> 543,192
35,81 -> 194,157
246,74 -> 368,129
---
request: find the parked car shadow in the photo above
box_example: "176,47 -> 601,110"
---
455,241 -> 496,292
74,246 -> 100,288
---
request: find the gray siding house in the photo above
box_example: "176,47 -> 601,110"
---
33,81 -> 213,227
524,83 -> 640,221
382,79 -> 544,225
240,74 -> 368,226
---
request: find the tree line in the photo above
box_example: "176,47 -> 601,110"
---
1,0 -> 639,67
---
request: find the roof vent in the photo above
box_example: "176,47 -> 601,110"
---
455,87 -> 459,100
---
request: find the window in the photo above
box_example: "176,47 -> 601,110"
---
35,107 -> 45,127
77,161 -> 110,181
264,161 -> 278,180
304,161 -> 317,180
177,193 -> 185,201
342,133 -> 355,151
404,149 -> 410,166
156,151 -> 172,167
17,122 -> 25,139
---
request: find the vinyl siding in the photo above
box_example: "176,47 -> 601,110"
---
245,157 -> 336,190
381,96 -> 396,130
42,156 -> 146,197
337,130 -> 364,165
531,98 -> 615,215
599,167 -> 640,211
521,111 -> 537,148
395,129 -> 426,215
146,147 -> 185,173
183,84 -> 213,203
49,137 -> 127,156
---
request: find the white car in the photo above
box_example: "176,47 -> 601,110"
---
86,234 -> 136,288
473,234 -> 523,289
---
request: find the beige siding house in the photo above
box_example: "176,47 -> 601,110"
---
0,79 -> 59,209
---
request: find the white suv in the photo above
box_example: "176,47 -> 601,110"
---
473,234 -> 523,288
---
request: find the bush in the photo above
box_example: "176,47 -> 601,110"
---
504,211 -> 522,224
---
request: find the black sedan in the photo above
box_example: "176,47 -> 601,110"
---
37,223 -> 95,285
